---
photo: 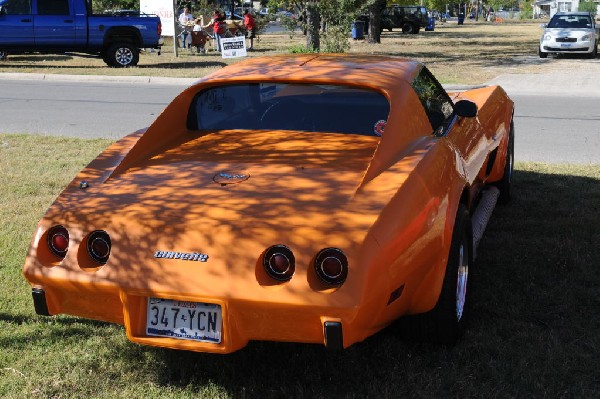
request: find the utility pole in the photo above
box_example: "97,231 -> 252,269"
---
173,0 -> 179,57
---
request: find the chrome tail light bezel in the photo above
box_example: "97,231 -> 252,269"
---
263,244 -> 296,282
86,230 -> 112,264
314,248 -> 348,286
47,225 -> 70,258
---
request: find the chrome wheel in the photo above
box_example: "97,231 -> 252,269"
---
456,241 -> 469,321
115,47 -> 134,66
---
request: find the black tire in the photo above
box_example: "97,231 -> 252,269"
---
538,47 -> 548,58
588,44 -> 597,59
496,120 -> 514,204
401,22 -> 415,34
398,204 -> 473,345
105,43 -> 139,67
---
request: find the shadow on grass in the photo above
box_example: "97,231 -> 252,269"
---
136,61 -> 228,69
0,312 -> 110,328
0,59 -> 228,70
2,54 -> 76,62
96,167 -> 598,397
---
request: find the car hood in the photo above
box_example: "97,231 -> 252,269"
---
543,27 -> 595,36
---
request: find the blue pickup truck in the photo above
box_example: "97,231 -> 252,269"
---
0,0 -> 162,67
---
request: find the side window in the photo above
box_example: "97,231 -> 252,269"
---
37,0 -> 69,15
1,0 -> 31,14
411,67 -> 455,136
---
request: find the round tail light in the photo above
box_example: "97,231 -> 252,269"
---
263,245 -> 295,281
314,248 -> 348,285
87,230 -> 111,264
47,225 -> 69,258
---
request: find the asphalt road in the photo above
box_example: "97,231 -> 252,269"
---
0,77 -> 185,139
0,74 -> 598,164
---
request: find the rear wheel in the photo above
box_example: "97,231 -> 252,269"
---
401,22 -> 415,34
105,43 -> 139,67
399,204 -> 473,345
496,120 -> 514,204
588,44 -> 597,59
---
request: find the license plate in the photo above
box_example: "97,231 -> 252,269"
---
560,43 -> 572,48
146,298 -> 222,343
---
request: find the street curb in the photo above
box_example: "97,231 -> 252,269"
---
0,72 -> 198,86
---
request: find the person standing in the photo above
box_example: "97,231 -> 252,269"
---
243,10 -> 257,50
207,9 -> 226,52
178,7 -> 194,48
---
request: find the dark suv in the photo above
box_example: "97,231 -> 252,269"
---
382,5 -> 428,34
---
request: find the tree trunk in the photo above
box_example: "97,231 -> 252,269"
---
306,4 -> 320,51
368,0 -> 385,44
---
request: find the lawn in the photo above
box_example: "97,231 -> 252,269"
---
1,134 -> 599,398
1,20 -> 594,84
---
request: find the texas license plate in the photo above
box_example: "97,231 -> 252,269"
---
146,298 -> 222,343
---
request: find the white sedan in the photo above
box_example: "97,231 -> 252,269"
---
539,12 -> 599,59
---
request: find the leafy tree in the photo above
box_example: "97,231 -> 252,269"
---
91,0 -> 140,13
520,0 -> 533,19
268,0 -> 369,52
578,0 -> 597,16
367,0 -> 385,43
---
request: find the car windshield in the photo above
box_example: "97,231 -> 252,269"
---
547,15 -> 592,29
188,83 -> 390,136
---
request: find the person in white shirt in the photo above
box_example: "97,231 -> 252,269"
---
178,7 -> 194,48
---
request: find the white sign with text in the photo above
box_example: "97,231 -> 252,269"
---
220,36 -> 247,58
141,0 -> 175,37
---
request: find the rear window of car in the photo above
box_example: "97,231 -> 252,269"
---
188,83 -> 390,136
547,15 -> 592,29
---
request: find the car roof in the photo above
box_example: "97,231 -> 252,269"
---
198,54 -> 423,90
554,12 -> 592,16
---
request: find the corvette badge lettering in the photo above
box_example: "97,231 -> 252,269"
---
154,251 -> 209,262
213,171 -> 250,185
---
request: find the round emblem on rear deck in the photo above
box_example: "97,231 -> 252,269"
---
213,171 -> 250,185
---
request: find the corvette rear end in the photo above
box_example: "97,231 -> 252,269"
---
23,54 -> 514,353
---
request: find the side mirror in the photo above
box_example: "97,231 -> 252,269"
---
454,99 -> 478,118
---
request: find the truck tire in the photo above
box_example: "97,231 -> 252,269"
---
105,43 -> 139,67
401,22 -> 415,34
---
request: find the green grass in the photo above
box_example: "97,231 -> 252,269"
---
1,134 -> 599,397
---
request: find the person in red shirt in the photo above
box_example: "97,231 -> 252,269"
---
208,9 -> 226,51
243,10 -> 257,50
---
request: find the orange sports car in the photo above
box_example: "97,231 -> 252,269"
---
23,54 -> 514,353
